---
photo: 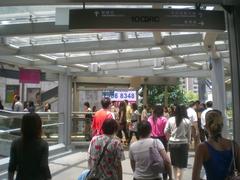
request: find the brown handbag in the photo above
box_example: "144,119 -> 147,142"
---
226,141 -> 240,180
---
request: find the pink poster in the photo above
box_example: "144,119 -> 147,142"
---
19,68 -> 40,84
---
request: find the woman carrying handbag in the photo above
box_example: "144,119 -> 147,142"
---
129,121 -> 172,180
86,119 -> 125,180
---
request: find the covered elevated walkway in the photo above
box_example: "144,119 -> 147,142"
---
1,0 -> 240,179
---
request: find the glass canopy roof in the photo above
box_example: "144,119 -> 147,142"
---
0,4 -> 229,78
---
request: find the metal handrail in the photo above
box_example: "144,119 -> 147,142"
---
0,110 -> 61,115
72,111 -> 95,115
0,122 -> 64,134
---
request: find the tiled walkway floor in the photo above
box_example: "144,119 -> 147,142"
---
51,150 -> 195,180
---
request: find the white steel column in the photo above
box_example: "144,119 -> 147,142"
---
211,58 -> 227,137
58,73 -> 72,148
198,78 -> 207,103
73,81 -> 80,111
227,5 -> 240,144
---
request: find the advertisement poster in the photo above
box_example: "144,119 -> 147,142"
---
5,85 -> 20,103
27,88 -> 41,104
19,68 -> 41,84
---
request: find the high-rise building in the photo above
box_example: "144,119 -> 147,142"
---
179,78 -> 199,93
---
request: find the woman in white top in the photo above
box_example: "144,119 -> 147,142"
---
129,121 -> 172,180
164,104 -> 191,180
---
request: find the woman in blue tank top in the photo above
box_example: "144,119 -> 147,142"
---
192,109 -> 240,180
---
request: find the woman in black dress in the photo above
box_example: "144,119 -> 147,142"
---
8,113 -> 51,180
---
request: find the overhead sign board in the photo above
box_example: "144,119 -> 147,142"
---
69,9 -> 225,32
102,90 -> 137,102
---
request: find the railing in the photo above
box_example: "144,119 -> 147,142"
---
71,111 -> 94,141
226,117 -> 233,139
0,110 -> 64,158
0,110 -> 94,158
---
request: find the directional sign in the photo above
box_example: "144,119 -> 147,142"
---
69,9 -> 225,32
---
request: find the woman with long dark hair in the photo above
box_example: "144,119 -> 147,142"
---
148,105 -> 168,148
0,100 -> 4,110
117,101 -> 129,143
27,101 -> 35,113
164,104 -> 191,180
8,113 -> 51,180
148,105 -> 169,180
128,103 -> 140,145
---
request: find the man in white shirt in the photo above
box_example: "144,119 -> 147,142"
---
13,95 -> 23,112
201,101 -> 213,139
187,101 -> 199,151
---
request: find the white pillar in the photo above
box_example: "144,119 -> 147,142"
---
211,58 -> 227,137
73,82 -> 80,111
198,78 -> 207,103
143,84 -> 148,106
58,74 -> 72,148
227,6 -> 240,144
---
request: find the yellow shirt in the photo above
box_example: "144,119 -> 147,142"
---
126,105 -> 132,123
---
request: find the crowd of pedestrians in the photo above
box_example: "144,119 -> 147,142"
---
0,94 -> 52,113
6,97 -> 240,180
82,98 -> 240,180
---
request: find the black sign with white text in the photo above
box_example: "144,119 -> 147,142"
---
69,9 -> 225,31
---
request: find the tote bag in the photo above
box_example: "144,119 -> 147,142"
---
149,139 -> 165,174
226,141 -> 240,180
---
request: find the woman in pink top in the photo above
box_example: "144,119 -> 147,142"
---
148,105 -> 169,180
148,105 -> 168,149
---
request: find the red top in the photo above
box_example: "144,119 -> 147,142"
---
92,109 -> 113,136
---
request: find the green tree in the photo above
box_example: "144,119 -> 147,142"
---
146,84 -> 187,107
184,90 -> 198,103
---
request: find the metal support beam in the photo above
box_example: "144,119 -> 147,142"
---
0,0 -> 227,7
0,42 -> 18,55
198,78 -> 207,102
0,33 -> 206,56
105,66 -> 211,77
58,73 -> 72,148
119,32 -> 128,41
0,23 -> 69,36
210,57 -> 227,138
0,57 -> 31,66
0,32 -> 228,56
72,81 -> 80,111
227,6 -> 240,144
100,52 -> 229,70
33,43 -> 228,66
